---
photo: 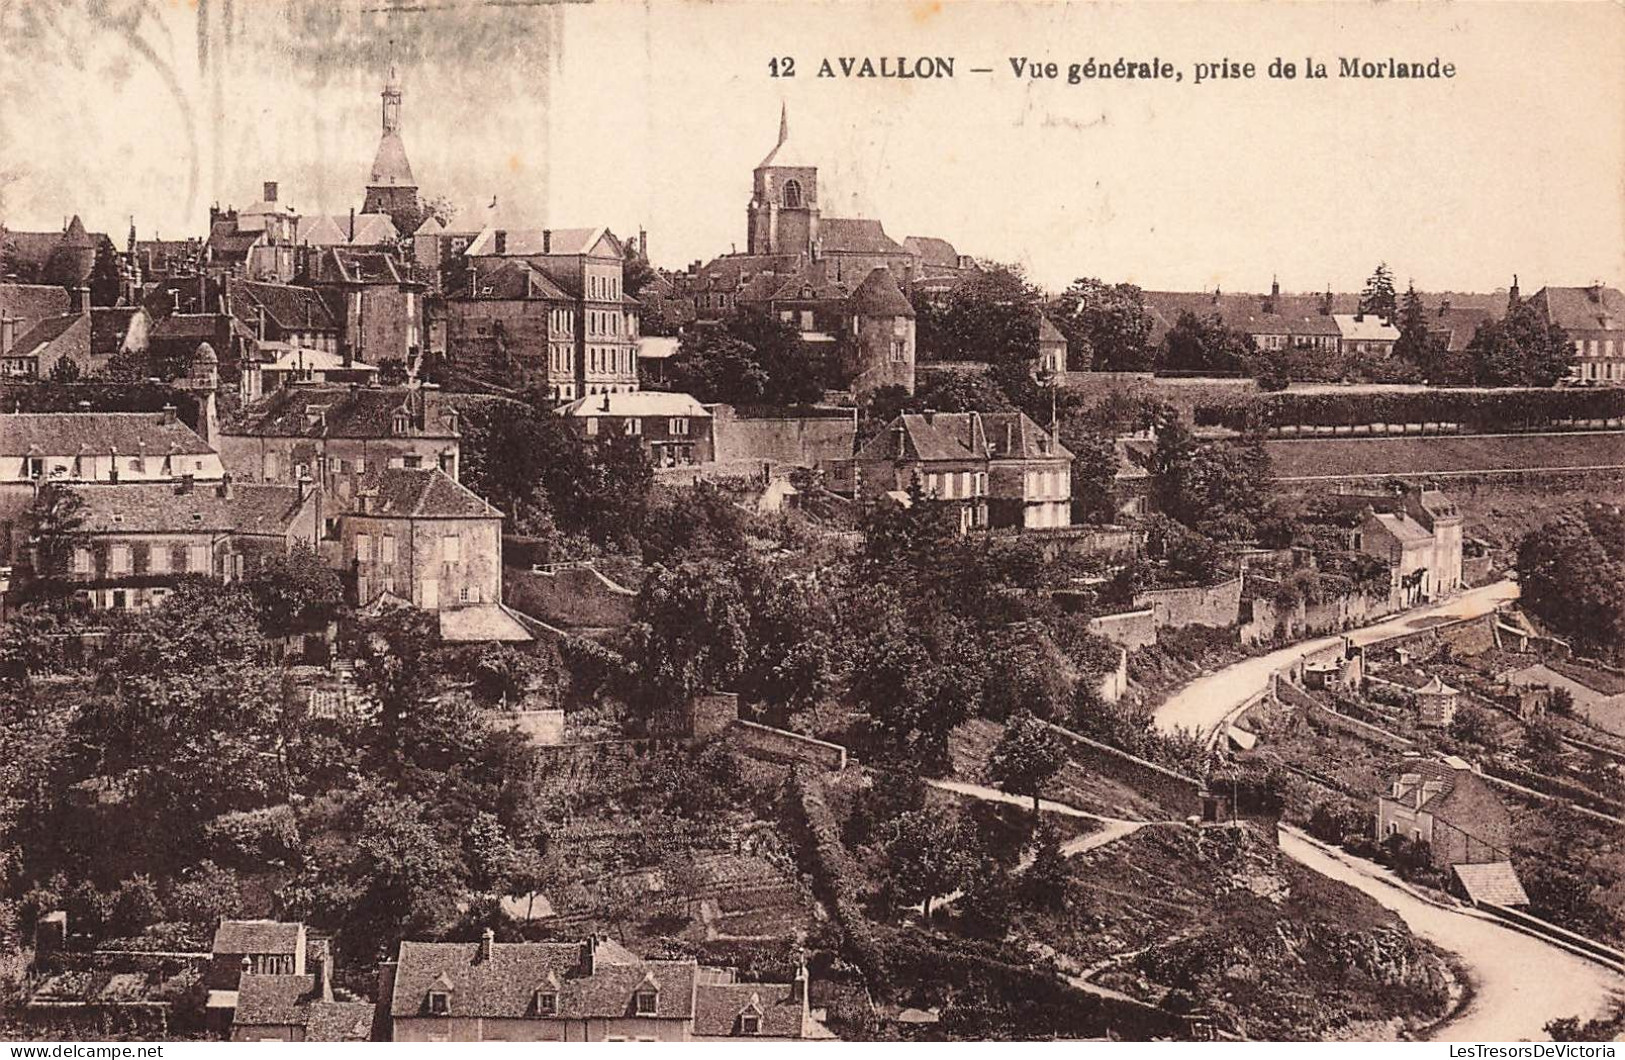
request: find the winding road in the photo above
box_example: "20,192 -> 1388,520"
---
1153,579 -> 1521,740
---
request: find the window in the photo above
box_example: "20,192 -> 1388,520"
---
782,179 -> 803,209
585,418 -> 599,436
891,340 -> 907,362
625,419 -> 643,436
635,989 -> 658,1016
150,545 -> 170,574
740,1014 -> 762,1036
356,533 -> 372,563
535,990 -> 558,1017
188,544 -> 209,573
428,992 -> 451,1016
110,544 -> 132,574
72,548 -> 92,574
940,473 -> 954,500
670,417 -> 689,435
381,534 -> 397,564
459,586 -> 470,604
800,310 -> 814,330
960,471 -> 971,497
442,534 -> 462,564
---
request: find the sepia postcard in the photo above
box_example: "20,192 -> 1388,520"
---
1,0 -> 1624,1047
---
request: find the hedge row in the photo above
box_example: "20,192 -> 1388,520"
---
783,768 -> 889,984
1195,388 -> 1625,433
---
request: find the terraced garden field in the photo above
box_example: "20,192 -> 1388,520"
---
1266,431 -> 1625,482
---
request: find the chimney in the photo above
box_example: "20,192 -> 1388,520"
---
922,408 -> 935,425
0,315 -> 14,356
159,404 -> 177,426
638,227 -> 647,259
494,230 -> 507,255
218,472 -> 234,500
1321,287 -> 1332,316
313,953 -> 333,1001
600,392 -> 610,412
76,286 -> 91,313
349,208 -> 356,244
264,181 -> 278,204
542,230 -> 552,254
890,422 -> 907,459
178,473 -> 195,494
1590,282 -> 1604,304
479,928 -> 495,963
579,936 -> 597,977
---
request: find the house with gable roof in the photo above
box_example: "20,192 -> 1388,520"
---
384,932 -> 826,1042
842,410 -> 990,533
444,258 -> 580,399
1375,755 -> 1513,872
1355,486 -> 1464,608
1525,283 -> 1625,384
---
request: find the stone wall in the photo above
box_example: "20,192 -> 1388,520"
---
1275,676 -> 1415,750
710,404 -> 858,467
1088,609 -> 1158,652
1135,576 -> 1244,630
1242,588 -> 1392,646
1369,612 -> 1498,661
504,563 -> 637,630
725,720 -> 847,771
1045,722 -> 1204,817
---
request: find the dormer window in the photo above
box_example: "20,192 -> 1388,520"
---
534,989 -> 558,1017
428,991 -> 451,1016
393,412 -> 411,435
634,989 -> 658,1016
741,1013 -> 761,1035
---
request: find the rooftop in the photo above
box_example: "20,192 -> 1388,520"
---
0,411 -> 214,458
557,391 -> 712,420
214,920 -> 304,956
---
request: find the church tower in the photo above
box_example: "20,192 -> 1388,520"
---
747,104 -> 819,257
363,58 -> 422,236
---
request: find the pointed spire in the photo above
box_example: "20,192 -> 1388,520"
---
778,101 -> 789,146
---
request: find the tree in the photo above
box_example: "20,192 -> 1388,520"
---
350,795 -> 463,956
1158,311 -> 1256,375
19,483 -> 87,587
1061,427 -> 1119,524
668,309 -> 826,406
1051,278 -> 1154,371
1465,302 -> 1574,387
913,263 -> 1042,363
1516,506 -> 1625,661
1358,263 -> 1398,323
622,240 -> 656,298
48,356 -> 82,383
630,560 -> 750,715
1392,283 -> 1443,376
989,712 -> 1069,814
245,543 -> 343,635
880,808 -> 976,919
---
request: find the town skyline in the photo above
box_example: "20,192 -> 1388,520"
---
2,1 -> 1622,294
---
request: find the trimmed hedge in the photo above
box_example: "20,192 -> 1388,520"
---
1195,389 -> 1625,434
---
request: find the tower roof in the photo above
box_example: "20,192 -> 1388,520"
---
369,132 -> 416,189
847,267 -> 914,318
756,103 -> 816,169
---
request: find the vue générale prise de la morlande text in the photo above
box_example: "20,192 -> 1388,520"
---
766,55 -> 1458,84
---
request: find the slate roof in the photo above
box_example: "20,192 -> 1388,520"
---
0,283 -> 71,330
214,920 -> 304,956
1334,313 -> 1401,342
692,983 -> 810,1039
765,260 -> 852,304
854,413 -> 980,464
557,391 -> 712,420
847,267 -> 914,318
756,107 -> 816,169
207,221 -> 261,259
149,314 -> 230,342
1526,285 -> 1625,334
1428,306 -> 1497,353
234,975 -> 373,1040
226,280 -> 338,334
460,259 -> 572,301
390,940 -> 696,1020
296,214 -> 401,248
0,412 -> 214,458
691,254 -> 804,292
970,411 -> 1074,462
70,483 -> 310,536
904,236 -> 961,270
1384,758 -> 1469,812
226,385 -> 460,439
1452,861 -> 1530,907
465,227 -> 620,259
818,217 -> 907,256
351,468 -> 500,520
369,131 -> 417,188
1371,511 -> 1434,548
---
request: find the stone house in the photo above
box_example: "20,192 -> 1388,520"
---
1413,675 -> 1461,728
0,283 -> 72,361
219,385 -> 461,504
555,391 -> 715,467
976,411 -> 1073,530
302,247 -> 426,373
444,258 -> 579,400
335,467 -> 502,612
1037,315 -> 1069,378
842,411 -> 989,533
0,305 -> 91,379
384,933 -> 825,1042
1333,312 -> 1400,357
208,920 -> 308,992
844,267 -> 916,398
231,952 -> 372,1043
1525,283 -> 1625,385
1375,756 -> 1512,869
1356,487 -> 1464,608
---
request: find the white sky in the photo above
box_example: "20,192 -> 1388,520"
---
1,0 -> 1620,294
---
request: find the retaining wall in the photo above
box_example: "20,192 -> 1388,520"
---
1276,676 -> 1415,750
1045,722 -> 1204,817
1087,608 -> 1158,652
725,720 -> 847,771
505,563 -> 637,630
710,404 -> 858,466
1135,576 -> 1243,630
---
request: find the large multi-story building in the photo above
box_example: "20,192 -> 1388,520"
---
1525,283 -> 1625,384
1356,487 -> 1464,608
462,228 -> 639,397
444,259 -> 579,399
302,247 -> 426,372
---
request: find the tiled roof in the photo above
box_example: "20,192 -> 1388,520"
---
969,411 -> 1073,461
1452,861 -> 1529,907
818,217 -> 906,256
1428,306 -> 1497,353
691,254 -> 804,292
227,280 -> 338,333
390,941 -> 696,1020
557,391 -> 712,420
351,468 -> 500,520
307,247 -> 416,286
765,260 -> 852,304
70,483 -> 310,536
0,283 -> 71,329
234,975 -> 373,1040
0,411 -> 213,458
9,313 -> 84,358
295,214 -> 401,249
1418,675 -> 1460,696
214,920 -> 304,956
90,308 -> 139,358
692,982 -> 808,1038
149,314 -> 230,342
1526,285 -> 1625,333
207,221 -> 261,258
303,1000 -> 375,1042
1038,315 -> 1066,344
465,227 -> 620,259
903,236 -> 961,269
1384,758 -> 1467,812
846,267 -> 914,318
225,386 -> 459,439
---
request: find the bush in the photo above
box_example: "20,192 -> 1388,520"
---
204,805 -> 302,867
108,876 -> 166,936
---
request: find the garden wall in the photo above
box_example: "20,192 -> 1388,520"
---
1370,612 -> 1498,660
726,720 -> 848,771
710,404 -> 858,466
504,563 -> 637,630
1045,722 -> 1204,817
1135,576 -> 1244,630
1087,608 -> 1158,651
1275,677 -> 1415,750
